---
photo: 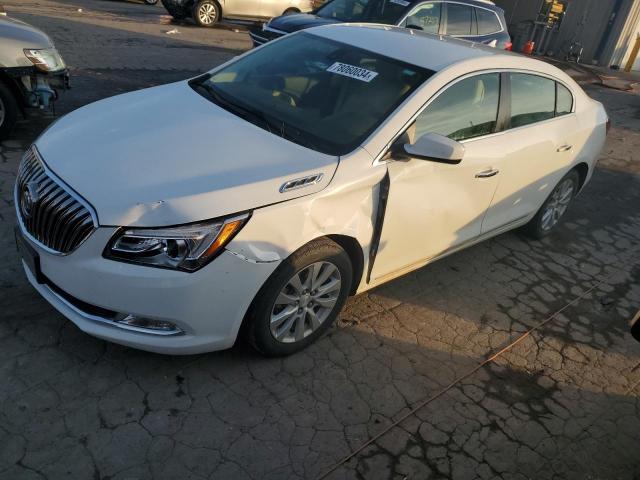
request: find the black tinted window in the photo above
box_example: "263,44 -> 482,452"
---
415,73 -> 500,141
510,73 -> 555,128
316,0 -> 408,23
446,3 -> 472,35
476,8 -> 501,34
403,2 -> 441,33
556,83 -> 573,115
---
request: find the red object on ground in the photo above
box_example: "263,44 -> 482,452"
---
522,41 -> 535,55
504,41 -> 513,51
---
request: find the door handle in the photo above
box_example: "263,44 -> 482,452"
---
475,168 -> 499,178
557,144 -> 573,152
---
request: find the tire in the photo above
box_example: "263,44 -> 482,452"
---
282,7 -> 299,15
0,81 -> 18,141
193,0 -> 220,27
522,169 -> 580,239
144,0 -> 159,5
245,237 -> 353,357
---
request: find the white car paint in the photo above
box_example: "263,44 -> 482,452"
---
17,25 -> 607,354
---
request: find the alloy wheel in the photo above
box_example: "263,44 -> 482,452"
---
541,178 -> 575,231
270,261 -> 342,343
198,3 -> 217,24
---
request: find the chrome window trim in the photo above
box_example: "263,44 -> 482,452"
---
372,68 -> 576,165
14,146 -> 99,256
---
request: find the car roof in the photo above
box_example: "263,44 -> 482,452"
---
307,24 -> 565,78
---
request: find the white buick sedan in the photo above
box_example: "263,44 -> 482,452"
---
15,25 -> 607,356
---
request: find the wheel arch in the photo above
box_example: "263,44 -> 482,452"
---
326,234 -> 364,295
0,71 -> 25,113
572,162 -> 589,192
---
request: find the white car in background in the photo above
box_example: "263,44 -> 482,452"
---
14,25 -> 607,356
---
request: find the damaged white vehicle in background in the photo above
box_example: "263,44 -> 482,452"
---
15,25 -> 607,356
0,14 -> 68,138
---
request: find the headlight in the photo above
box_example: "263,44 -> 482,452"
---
104,213 -> 250,272
23,48 -> 66,72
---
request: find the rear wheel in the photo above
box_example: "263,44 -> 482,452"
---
246,238 -> 352,356
522,170 -> 580,239
193,0 -> 220,26
282,7 -> 299,15
0,81 -> 18,141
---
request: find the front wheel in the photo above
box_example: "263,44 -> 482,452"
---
523,170 -> 580,239
0,81 -> 18,141
246,238 -> 353,356
193,0 -> 220,26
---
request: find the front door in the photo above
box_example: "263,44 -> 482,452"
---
370,73 -> 504,281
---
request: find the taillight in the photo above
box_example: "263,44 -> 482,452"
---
606,118 -> 611,135
504,41 -> 513,51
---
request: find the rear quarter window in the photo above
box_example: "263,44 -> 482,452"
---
555,83 -> 573,115
476,8 -> 502,34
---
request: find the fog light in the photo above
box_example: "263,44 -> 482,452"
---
116,315 -> 182,334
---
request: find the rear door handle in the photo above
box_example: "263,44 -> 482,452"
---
557,144 -> 573,152
475,168 -> 499,178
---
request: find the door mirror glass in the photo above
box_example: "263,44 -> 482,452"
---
403,132 -> 465,164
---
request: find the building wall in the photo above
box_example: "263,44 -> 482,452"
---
494,0 -> 640,68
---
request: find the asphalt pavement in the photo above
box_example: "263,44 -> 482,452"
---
0,1 -> 639,479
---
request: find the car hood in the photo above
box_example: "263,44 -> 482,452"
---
0,16 -> 54,49
269,13 -> 340,33
35,81 -> 338,227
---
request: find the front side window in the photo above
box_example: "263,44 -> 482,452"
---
316,0 -> 410,24
402,2 -> 441,33
413,73 -> 500,141
446,3 -> 472,35
476,8 -> 501,35
510,73 -> 555,128
192,33 -> 432,155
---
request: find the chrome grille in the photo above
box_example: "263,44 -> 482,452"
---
15,147 -> 96,254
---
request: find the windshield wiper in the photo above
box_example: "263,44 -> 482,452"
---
192,81 -> 277,134
192,81 -> 323,152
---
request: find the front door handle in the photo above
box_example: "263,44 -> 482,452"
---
557,144 -> 573,152
475,168 -> 499,178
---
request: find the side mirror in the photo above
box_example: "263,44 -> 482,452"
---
403,133 -> 465,164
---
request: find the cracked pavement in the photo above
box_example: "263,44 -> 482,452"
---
1,1 -> 639,479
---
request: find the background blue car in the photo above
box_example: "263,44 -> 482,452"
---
251,0 -> 512,50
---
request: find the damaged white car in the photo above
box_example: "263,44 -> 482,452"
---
15,25 -> 607,356
0,14 -> 68,139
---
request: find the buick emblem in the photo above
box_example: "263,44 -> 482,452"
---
20,181 -> 40,219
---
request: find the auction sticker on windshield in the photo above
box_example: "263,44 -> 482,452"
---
326,62 -> 378,82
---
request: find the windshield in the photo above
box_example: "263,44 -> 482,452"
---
192,33 -> 431,156
316,0 -> 411,23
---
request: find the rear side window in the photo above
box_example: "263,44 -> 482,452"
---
403,2 -> 442,34
446,3 -> 472,35
556,83 -> 573,115
476,8 -> 502,34
414,73 -> 500,141
510,73 -> 555,128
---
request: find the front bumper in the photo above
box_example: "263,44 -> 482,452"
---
249,25 -> 286,47
19,226 -> 279,354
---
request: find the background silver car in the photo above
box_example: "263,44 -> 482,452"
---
161,0 -> 318,27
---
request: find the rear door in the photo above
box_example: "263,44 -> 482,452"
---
481,73 -> 581,233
